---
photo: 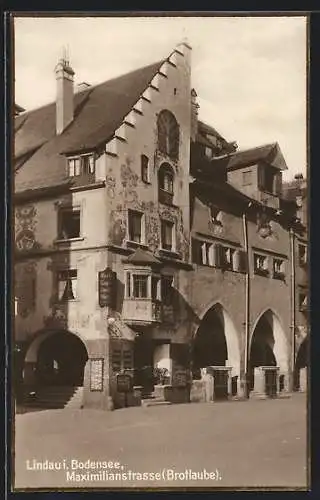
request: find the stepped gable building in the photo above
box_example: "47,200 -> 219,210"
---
14,41 -> 307,410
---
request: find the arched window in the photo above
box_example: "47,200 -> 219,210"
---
157,110 -> 179,160
158,163 -> 174,205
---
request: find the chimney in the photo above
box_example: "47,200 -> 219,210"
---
191,88 -> 199,142
55,52 -> 75,135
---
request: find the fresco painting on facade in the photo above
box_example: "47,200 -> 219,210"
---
13,27 -> 308,421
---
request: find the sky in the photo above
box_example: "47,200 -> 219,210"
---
14,16 -> 307,180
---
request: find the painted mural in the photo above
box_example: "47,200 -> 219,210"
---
15,205 -> 41,252
15,261 -> 37,318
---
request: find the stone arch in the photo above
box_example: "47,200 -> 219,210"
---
249,309 -> 289,393
23,328 -> 88,387
250,308 -> 289,373
192,301 -> 241,378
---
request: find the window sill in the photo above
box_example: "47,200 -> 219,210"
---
254,269 -> 270,277
56,298 -> 80,304
126,240 -> 149,250
159,248 -> 180,259
273,273 -> 286,281
55,237 -> 84,244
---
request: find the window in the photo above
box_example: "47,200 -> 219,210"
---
242,170 -> 252,186
157,110 -> 179,160
82,155 -> 95,174
273,258 -> 285,280
68,155 -> 95,177
299,292 -> 308,312
298,244 -> 307,267
258,165 -> 282,195
132,275 -> 148,298
158,163 -> 174,205
128,210 -> 143,243
151,276 -> 161,301
161,219 -> 174,251
209,205 -> 222,225
254,253 -> 269,276
161,276 -> 174,306
68,158 -> 81,177
220,246 -> 235,270
141,155 -> 149,183
58,270 -> 77,301
58,209 -> 81,240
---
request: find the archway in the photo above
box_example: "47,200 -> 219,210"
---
24,330 -> 88,387
249,309 -> 288,393
294,337 -> 308,390
192,303 -> 241,394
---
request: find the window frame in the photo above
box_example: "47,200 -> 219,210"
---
160,219 -> 175,252
157,109 -> 180,160
253,253 -> 269,277
158,163 -> 175,205
58,207 -> 81,241
273,258 -> 286,280
242,169 -> 252,186
67,154 -> 95,177
298,243 -> 307,267
127,209 -> 145,245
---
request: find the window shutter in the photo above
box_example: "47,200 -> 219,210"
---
215,243 -> 222,268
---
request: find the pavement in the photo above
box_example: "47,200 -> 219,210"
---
13,393 -> 308,491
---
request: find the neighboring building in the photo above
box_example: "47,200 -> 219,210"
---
282,174 -> 309,391
14,42 -> 307,410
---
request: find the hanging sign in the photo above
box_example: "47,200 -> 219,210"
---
98,267 -> 116,307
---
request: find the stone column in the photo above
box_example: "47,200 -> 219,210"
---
299,367 -> 307,392
252,367 -> 266,397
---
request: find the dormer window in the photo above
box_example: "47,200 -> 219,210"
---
258,164 -> 282,195
157,110 -> 179,160
158,163 -> 174,205
68,154 -> 95,177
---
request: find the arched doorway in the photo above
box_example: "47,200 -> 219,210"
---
192,303 -> 240,396
294,337 -> 308,391
249,310 -> 288,394
24,330 -> 88,387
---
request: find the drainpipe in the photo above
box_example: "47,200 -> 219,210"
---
242,206 -> 251,399
289,226 -> 296,392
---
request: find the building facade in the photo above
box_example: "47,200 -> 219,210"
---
14,42 -> 308,410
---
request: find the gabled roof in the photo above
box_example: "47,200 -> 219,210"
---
123,248 -> 163,267
211,142 -> 288,171
14,60 -> 164,193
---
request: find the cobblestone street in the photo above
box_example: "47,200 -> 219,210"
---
13,393 -> 308,490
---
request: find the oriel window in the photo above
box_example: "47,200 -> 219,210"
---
132,275 -> 148,298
